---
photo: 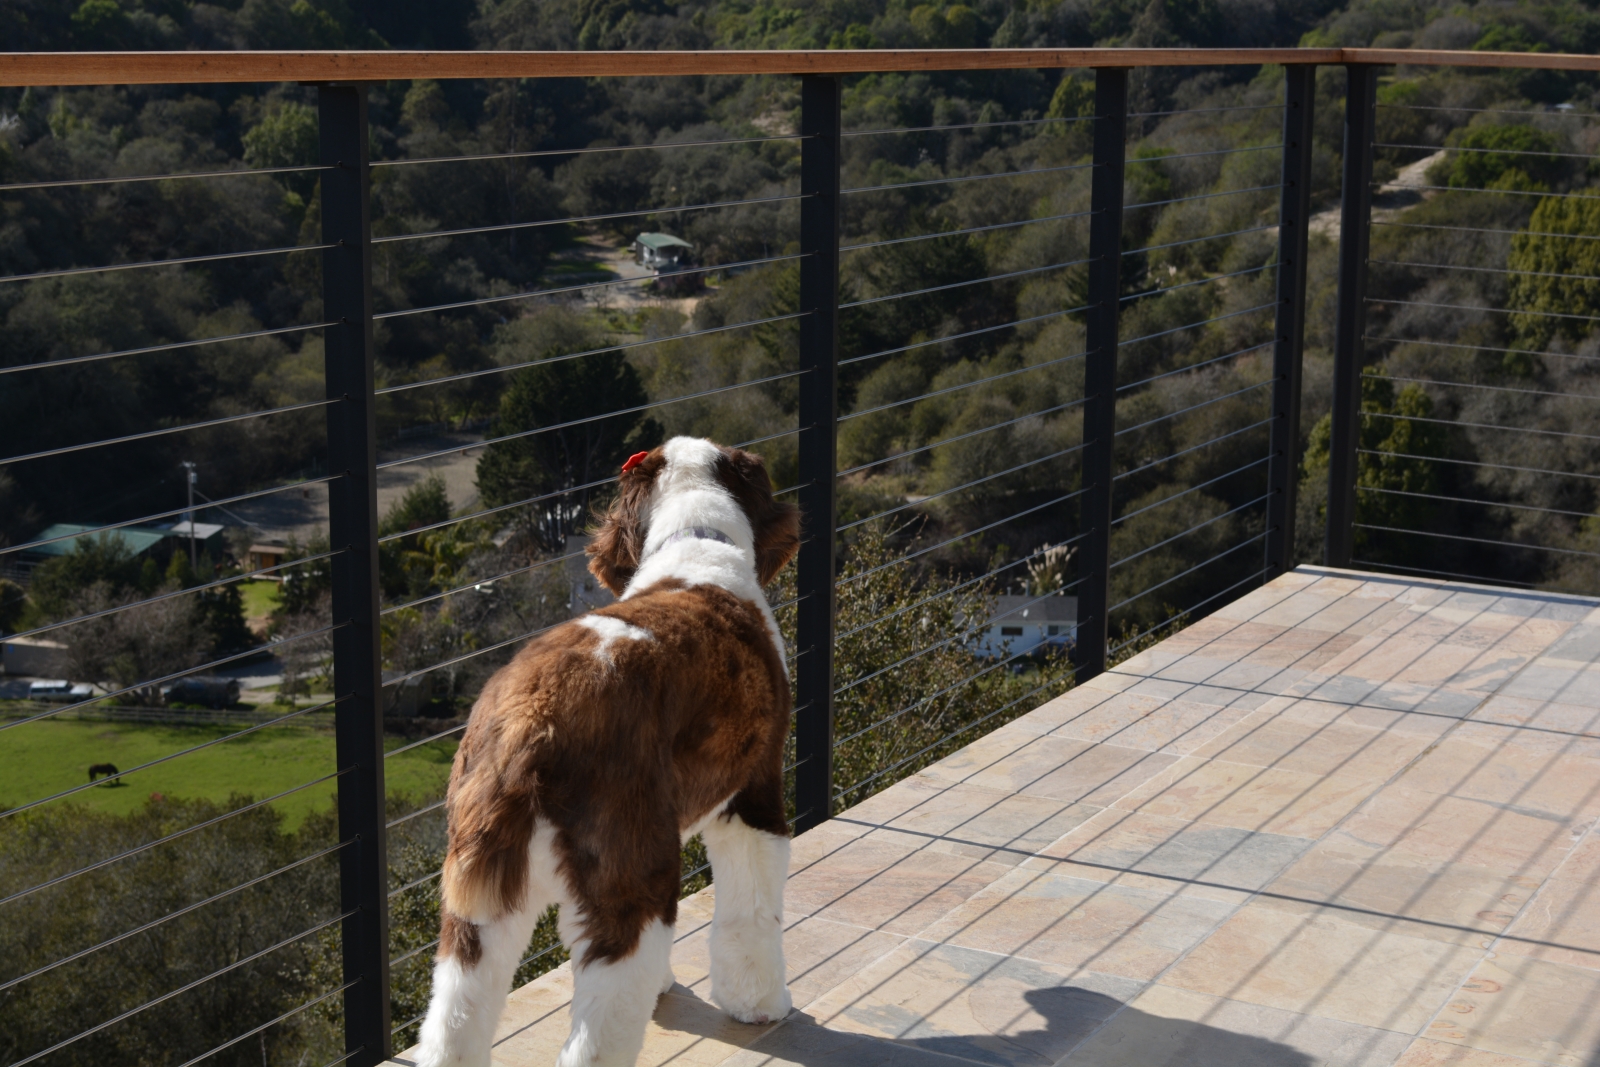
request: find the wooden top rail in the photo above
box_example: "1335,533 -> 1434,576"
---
2,46 -> 1598,88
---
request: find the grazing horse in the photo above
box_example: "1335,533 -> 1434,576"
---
88,763 -> 120,784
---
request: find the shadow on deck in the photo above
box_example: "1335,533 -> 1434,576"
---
394,564 -> 1600,1067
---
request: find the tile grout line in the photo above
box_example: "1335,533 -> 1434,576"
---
1043,576 -> 1565,1064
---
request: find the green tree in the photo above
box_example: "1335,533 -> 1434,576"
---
1508,188 -> 1600,351
1438,124 -> 1564,192
476,348 -> 660,553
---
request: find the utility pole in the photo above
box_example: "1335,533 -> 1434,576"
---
180,461 -> 197,571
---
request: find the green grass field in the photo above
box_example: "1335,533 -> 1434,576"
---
238,579 -> 281,620
0,718 -> 456,828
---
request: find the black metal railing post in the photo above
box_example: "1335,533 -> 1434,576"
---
318,82 -> 391,1065
1266,63 -> 1317,580
793,73 -> 841,835
1327,64 -> 1376,568
1077,67 -> 1129,680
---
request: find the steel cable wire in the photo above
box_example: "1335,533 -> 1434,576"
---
837,398 -> 1086,478
5,908 -> 358,1067
0,163 -> 332,193
842,160 -> 1091,195
840,490 -> 1091,588
838,442 -> 1088,532
0,474 -> 340,558
0,619 -> 348,732
372,191 -> 806,246
833,636 -> 1051,750
1106,566 -> 1270,658
841,207 -> 1093,253
1370,258 -> 1600,284
171,984 -> 363,1067
388,867 -> 443,901
376,251 -> 806,321
1124,182 -> 1284,213
0,838 -> 354,995
1355,448 -> 1600,482
0,770 -> 349,909
1360,372 -> 1600,403
379,368 -> 807,471
1115,340 -> 1274,393
1125,144 -> 1283,164
1113,416 -> 1275,482
1113,380 -> 1275,438
1117,303 -> 1276,348
1123,224 -> 1276,258
6,547 -> 345,645
839,348 -> 1087,423
836,540 -> 1090,642
836,668 -> 1078,802
1378,181 -> 1600,200
1,695 -> 346,820
1373,220 -> 1600,244
1109,492 -> 1271,571
834,577 -> 1087,699
1129,103 -> 1285,119
2,395 -> 341,467
0,242 -> 336,285
0,319 -> 338,376
370,132 -> 803,170
1349,558 -> 1539,588
1376,103 -> 1600,119
1356,485 -> 1600,520
841,305 -> 1089,367
839,256 -> 1092,310
376,311 -> 808,396
842,115 -> 1091,137
1108,532 -> 1269,614
1373,141 -> 1600,161
1110,456 -> 1270,528
1119,264 -> 1277,305
387,798 -> 446,831
1362,409 -> 1600,443
1353,524 -> 1600,559
1364,333 -> 1600,365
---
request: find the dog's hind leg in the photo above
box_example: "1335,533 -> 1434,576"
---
701,792 -> 792,1025
555,822 -> 680,1067
416,825 -> 557,1067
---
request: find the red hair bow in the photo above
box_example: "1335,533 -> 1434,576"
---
621,451 -> 650,472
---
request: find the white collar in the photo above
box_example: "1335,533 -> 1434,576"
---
643,525 -> 737,561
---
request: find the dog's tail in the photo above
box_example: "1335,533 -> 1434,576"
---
438,682 -> 545,923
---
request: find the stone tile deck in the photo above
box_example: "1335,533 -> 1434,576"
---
396,565 -> 1600,1066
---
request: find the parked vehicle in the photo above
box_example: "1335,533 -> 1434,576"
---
27,680 -> 92,702
162,676 -> 241,709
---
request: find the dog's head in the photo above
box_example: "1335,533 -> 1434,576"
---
587,437 -> 801,595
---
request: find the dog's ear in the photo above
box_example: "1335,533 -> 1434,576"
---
715,447 -> 802,586
587,448 -> 664,595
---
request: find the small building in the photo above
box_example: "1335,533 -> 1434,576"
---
2,636 -> 71,677
21,523 -> 168,564
632,232 -> 694,271
162,520 -> 226,557
247,543 -> 289,576
978,595 -> 1078,658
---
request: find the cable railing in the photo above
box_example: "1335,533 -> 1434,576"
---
3,43 -> 1595,1067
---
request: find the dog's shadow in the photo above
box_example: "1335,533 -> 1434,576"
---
655,985 -> 1319,1066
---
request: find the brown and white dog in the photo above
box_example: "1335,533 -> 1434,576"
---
415,436 -> 801,1067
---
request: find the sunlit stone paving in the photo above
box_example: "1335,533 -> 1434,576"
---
390,566 -> 1600,1067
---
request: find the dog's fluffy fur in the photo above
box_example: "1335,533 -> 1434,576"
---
414,437 -> 801,1067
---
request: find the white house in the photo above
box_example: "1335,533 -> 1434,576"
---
977,595 -> 1078,657
632,232 -> 693,271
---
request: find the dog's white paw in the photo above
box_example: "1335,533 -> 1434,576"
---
659,964 -> 677,996
715,980 -> 792,1025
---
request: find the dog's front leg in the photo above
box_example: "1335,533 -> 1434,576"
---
701,813 -> 792,1025
415,904 -> 542,1067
